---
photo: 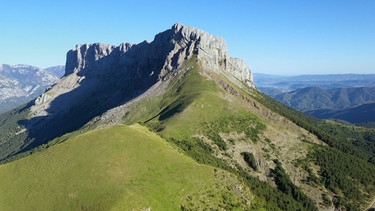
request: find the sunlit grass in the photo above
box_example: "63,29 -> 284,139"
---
0,124 -> 257,210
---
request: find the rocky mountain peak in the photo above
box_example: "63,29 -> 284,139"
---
24,23 -> 256,151
163,23 -> 254,88
64,23 -> 254,88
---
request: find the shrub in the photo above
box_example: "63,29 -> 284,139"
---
241,152 -> 257,171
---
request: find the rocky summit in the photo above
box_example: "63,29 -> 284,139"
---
65,23 -> 253,85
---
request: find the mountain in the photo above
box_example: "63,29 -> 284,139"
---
275,86 -> 375,112
307,103 -> 375,125
0,24 -> 374,210
0,23 -> 253,159
45,65 -> 65,78
0,64 -> 60,114
254,74 -> 375,125
254,73 -> 375,95
273,87 -> 375,125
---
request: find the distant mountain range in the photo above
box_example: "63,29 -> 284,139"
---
255,73 -> 375,92
0,64 -> 64,113
254,73 -> 375,126
274,86 -> 375,112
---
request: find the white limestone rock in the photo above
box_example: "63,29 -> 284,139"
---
64,23 -> 254,88
164,23 -> 254,88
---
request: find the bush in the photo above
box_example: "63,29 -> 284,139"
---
241,152 -> 257,171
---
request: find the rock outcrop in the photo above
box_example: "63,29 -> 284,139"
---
64,23 -> 254,88
166,23 -> 254,88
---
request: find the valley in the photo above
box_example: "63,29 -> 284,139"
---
254,73 -> 375,127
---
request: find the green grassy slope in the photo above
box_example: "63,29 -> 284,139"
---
141,61 -> 319,210
137,59 -> 374,210
145,58 -> 261,141
0,124 -> 260,210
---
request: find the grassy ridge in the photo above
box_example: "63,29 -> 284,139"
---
146,59 -> 256,140
0,124 -> 259,210
144,62 -> 319,210
142,59 -> 374,209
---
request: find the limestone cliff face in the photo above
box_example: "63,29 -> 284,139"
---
64,23 -> 254,88
165,23 -> 254,88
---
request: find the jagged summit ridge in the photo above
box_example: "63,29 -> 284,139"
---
167,23 -> 253,87
65,23 -> 254,87
31,23 -> 255,120
23,23 -> 256,154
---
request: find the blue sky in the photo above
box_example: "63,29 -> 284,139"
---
0,0 -> 374,75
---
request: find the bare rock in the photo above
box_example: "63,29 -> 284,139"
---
63,23 -> 254,89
